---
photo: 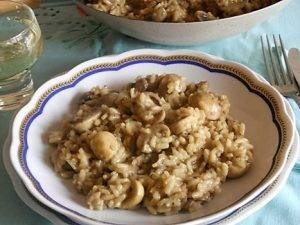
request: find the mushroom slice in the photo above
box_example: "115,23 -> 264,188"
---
151,123 -> 171,137
170,107 -> 205,134
90,131 -> 119,162
132,92 -> 166,124
158,74 -> 187,96
73,110 -> 101,133
134,75 -> 160,92
121,180 -> 145,209
188,92 -> 222,120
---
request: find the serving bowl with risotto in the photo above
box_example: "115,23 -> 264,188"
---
10,49 -> 294,225
76,0 -> 291,45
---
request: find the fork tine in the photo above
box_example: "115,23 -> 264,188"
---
278,35 -> 295,84
266,35 -> 283,85
261,35 -> 276,85
273,35 -> 288,84
266,35 -> 282,85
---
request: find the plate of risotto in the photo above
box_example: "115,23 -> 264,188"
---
76,0 -> 291,45
10,49 -> 294,225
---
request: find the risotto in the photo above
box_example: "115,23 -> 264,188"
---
85,0 -> 280,22
49,74 -> 253,215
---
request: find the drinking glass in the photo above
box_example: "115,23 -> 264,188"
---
0,0 -> 43,110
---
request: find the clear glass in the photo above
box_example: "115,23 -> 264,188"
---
0,0 -> 43,111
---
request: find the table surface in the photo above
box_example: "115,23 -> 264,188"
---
1,1 -> 300,225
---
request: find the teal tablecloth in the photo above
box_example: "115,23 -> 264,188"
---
1,1 -> 300,224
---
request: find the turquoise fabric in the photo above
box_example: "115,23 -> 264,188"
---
1,1 -> 300,224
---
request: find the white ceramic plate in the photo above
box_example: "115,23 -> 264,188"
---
76,0 -> 291,45
10,49 -> 294,225
2,98 -> 298,225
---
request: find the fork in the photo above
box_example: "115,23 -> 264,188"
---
261,34 -> 300,106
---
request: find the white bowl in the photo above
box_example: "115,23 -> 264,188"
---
76,0 -> 291,46
10,49 -> 294,225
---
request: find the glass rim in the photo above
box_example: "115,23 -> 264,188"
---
0,0 -> 36,44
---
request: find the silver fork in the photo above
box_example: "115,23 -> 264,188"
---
261,34 -> 300,106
